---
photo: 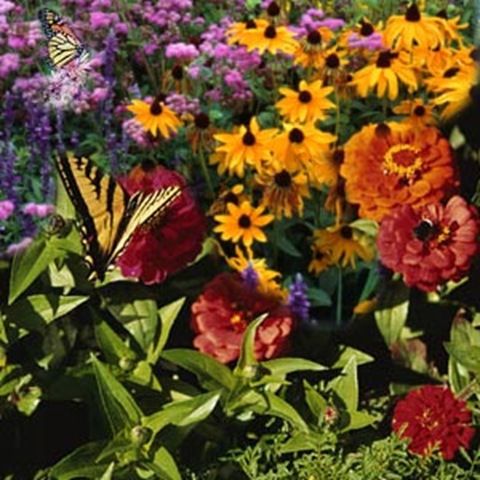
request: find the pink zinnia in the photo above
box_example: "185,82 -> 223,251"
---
392,385 -> 475,460
191,272 -> 294,364
378,196 -> 479,292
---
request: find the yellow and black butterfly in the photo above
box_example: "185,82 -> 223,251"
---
55,152 -> 181,280
38,8 -> 89,69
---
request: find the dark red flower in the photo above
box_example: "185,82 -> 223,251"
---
117,164 -> 206,284
378,195 -> 479,291
191,272 -> 294,364
392,385 -> 475,460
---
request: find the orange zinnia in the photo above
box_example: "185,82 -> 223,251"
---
340,123 -> 458,221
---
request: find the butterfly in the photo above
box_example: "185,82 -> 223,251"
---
55,152 -> 182,281
38,8 -> 90,69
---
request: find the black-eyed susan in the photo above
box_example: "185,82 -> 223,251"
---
308,147 -> 343,189
393,98 -> 435,128
227,245 -> 286,299
214,200 -> 274,246
127,97 -> 182,138
213,117 -> 278,177
276,79 -> 336,123
384,3 -> 445,50
309,242 -> 333,275
207,184 -> 247,216
293,27 -> 334,69
351,49 -> 418,100
227,18 -> 269,45
272,123 -> 336,172
417,45 -> 455,77
312,224 -> 374,269
255,165 -> 310,218
430,64 -> 477,119
240,23 -> 299,55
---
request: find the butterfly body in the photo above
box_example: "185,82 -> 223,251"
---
55,152 -> 181,281
38,8 -> 89,70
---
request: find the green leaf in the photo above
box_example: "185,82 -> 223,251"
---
9,238 -> 64,304
303,381 -> 327,422
375,300 -> 409,346
49,441 -> 109,480
148,298 -> 185,364
349,219 -> 379,238
143,390 -> 220,436
235,314 -> 268,375
280,432 -> 323,454
162,349 -> 235,391
91,355 -> 142,434
6,294 -> 88,330
261,358 -> 327,377
331,346 -> 374,368
149,447 -> 181,480
444,342 -> 480,374
276,235 -> 302,258
329,356 -> 358,413
308,288 -> 332,307
99,463 -> 115,480
348,410 -> 377,431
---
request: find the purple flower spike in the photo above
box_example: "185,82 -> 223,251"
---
288,274 -> 310,321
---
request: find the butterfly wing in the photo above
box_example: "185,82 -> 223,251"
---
55,152 -> 182,280
55,152 -> 129,278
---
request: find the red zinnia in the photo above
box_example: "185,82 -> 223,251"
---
117,163 -> 206,284
377,195 -> 479,292
392,385 -> 475,460
191,272 -> 294,364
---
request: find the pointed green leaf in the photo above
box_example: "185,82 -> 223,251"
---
91,355 -> 142,434
236,314 -> 267,374
99,463 -> 115,480
262,358 -> 326,377
280,432 -> 323,454
303,381 -> 327,421
149,447 -> 181,480
161,349 -> 235,391
9,238 -> 64,304
308,288 -> 332,307
375,300 -> 409,346
331,346 -> 373,368
329,356 -> 358,413
148,297 -> 185,364
444,342 -> 480,374
347,410 -> 377,431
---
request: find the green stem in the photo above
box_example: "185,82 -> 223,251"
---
198,147 -> 214,199
336,266 -> 343,326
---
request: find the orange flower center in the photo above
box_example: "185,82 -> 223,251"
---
230,312 -> 248,332
383,144 -> 423,182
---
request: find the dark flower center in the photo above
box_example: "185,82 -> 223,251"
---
326,53 -> 340,68
246,19 -> 257,29
405,3 -> 421,22
224,192 -> 239,205
307,30 -> 321,45
298,90 -> 312,103
360,21 -> 374,36
238,214 -> 252,228
376,50 -> 393,68
315,251 -> 325,260
266,1 -> 280,16
375,123 -> 391,137
149,100 -> 163,116
470,48 -> 480,62
332,149 -> 345,164
194,112 -> 210,129
289,128 -> 304,143
274,170 -> 292,187
444,67 -> 460,78
436,9 -> 448,20
413,220 -> 438,241
413,105 -> 426,117
340,226 -> 353,239
264,25 -> 277,39
172,64 -> 183,80
242,131 -> 256,146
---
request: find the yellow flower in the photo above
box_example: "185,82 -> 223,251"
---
351,49 -> 418,100
272,123 -> 336,172
214,200 -> 274,246
353,298 -> 377,315
255,165 -> 310,218
312,224 -> 374,269
239,23 -> 299,55
227,18 -> 270,45
276,79 -> 336,123
227,245 -> 286,300
126,97 -> 182,138
308,147 -> 343,189
292,27 -> 334,69
213,117 -> 278,177
393,98 -> 435,128
309,242 -> 333,275
207,184 -> 247,216
384,3 -> 445,50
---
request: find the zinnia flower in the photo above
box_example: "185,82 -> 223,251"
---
275,79 -> 336,123
214,200 -> 274,247
377,195 -> 479,292
116,163 -> 206,285
191,272 -> 294,363
340,123 -> 458,221
392,385 -> 475,460
126,97 -> 182,138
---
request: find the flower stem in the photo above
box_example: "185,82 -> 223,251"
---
336,266 -> 343,326
198,147 -> 214,199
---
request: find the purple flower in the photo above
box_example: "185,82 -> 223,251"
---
241,264 -> 259,290
22,203 -> 55,218
0,199 -> 14,220
90,11 -> 119,29
348,32 -> 384,50
288,274 -> 310,321
165,42 -> 199,61
0,53 -> 19,78
317,18 -> 345,30
6,237 -> 33,257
